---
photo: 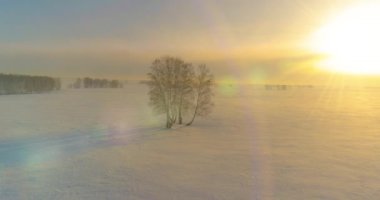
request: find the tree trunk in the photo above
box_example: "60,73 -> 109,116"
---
166,107 -> 172,128
186,110 -> 196,126
187,91 -> 199,126
178,109 -> 183,124
171,110 -> 177,124
178,94 -> 183,124
166,98 -> 172,128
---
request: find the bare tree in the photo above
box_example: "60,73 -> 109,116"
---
147,56 -> 185,128
187,65 -> 214,126
177,63 -> 195,124
147,57 -> 214,128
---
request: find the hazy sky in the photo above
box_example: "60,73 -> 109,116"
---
0,0 -> 370,83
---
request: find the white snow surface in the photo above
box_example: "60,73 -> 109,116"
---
0,84 -> 379,199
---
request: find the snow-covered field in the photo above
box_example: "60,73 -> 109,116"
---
0,83 -> 379,199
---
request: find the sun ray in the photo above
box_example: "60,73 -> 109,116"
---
310,2 -> 380,75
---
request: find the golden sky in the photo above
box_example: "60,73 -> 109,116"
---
0,0 -> 378,85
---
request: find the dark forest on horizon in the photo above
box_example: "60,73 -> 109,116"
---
0,73 -> 61,95
69,77 -> 124,89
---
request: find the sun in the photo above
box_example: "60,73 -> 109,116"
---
310,2 -> 380,75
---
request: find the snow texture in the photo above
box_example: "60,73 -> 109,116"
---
0,84 -> 379,199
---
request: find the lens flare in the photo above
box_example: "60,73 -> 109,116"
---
310,2 -> 380,75
218,77 -> 239,96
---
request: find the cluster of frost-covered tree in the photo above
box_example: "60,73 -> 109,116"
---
70,77 -> 123,89
147,56 -> 214,128
0,73 -> 61,95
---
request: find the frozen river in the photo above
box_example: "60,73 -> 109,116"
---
0,84 -> 379,199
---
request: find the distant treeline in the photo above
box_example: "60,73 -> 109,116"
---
0,73 -> 61,95
264,84 -> 313,90
69,77 -> 124,89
